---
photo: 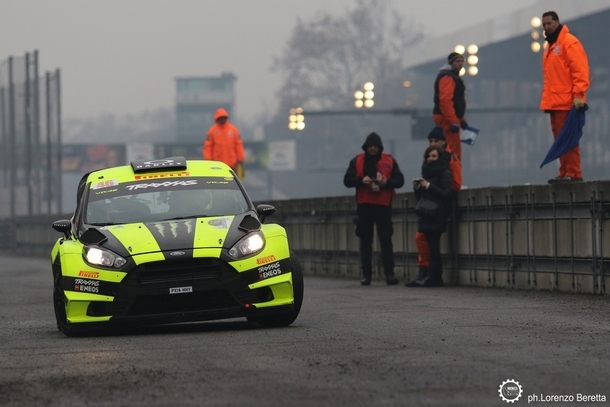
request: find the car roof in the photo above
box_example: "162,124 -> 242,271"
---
85,158 -> 235,187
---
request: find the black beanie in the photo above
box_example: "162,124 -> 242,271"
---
448,52 -> 463,63
428,126 -> 446,141
361,132 -> 384,152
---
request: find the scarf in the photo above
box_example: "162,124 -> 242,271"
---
421,158 -> 449,181
546,24 -> 563,46
363,153 -> 380,178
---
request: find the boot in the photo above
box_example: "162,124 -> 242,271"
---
416,268 -> 443,287
405,266 -> 428,287
383,267 -> 398,285
385,275 -> 399,285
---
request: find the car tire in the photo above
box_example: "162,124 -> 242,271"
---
53,269 -> 81,337
248,252 -> 304,328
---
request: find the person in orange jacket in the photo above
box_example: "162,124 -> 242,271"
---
405,126 -> 461,287
539,11 -> 590,184
433,52 -> 468,162
203,108 -> 245,178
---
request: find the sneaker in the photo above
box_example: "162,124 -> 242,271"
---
554,176 -> 584,183
360,278 -> 371,286
548,176 -> 564,184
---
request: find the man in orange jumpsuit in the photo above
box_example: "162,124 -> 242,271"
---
405,126 -> 461,287
203,108 -> 245,178
540,11 -> 590,184
433,52 -> 468,162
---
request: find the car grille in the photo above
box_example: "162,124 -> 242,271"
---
127,258 -> 234,286
87,257 -> 274,318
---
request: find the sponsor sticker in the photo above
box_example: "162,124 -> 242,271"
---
208,217 -> 231,229
134,172 -> 189,180
126,180 -> 197,190
74,278 -> 100,293
256,255 -> 276,265
92,179 -> 119,190
78,271 -> 100,279
169,286 -> 193,294
258,262 -> 283,280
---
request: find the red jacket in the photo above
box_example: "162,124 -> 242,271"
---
202,108 -> 245,170
355,153 -> 396,206
540,24 -> 590,111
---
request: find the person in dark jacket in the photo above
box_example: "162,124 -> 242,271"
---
433,52 -> 468,162
344,132 -> 405,286
408,145 -> 452,287
405,127 -> 460,287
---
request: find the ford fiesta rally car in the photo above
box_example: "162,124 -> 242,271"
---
51,157 -> 303,336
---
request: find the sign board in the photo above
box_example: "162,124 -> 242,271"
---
268,140 -> 296,171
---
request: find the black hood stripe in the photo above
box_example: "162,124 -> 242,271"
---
145,220 -> 196,252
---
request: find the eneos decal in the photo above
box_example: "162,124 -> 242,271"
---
258,262 -> 283,280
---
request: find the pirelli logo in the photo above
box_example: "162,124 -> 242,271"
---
78,271 -> 100,279
256,255 -> 276,265
134,171 -> 189,180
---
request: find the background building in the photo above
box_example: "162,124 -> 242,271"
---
175,73 -> 236,142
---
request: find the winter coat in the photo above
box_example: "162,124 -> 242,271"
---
202,108 -> 245,170
539,24 -> 590,111
415,160 -> 452,232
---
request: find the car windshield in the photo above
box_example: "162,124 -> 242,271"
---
85,177 -> 249,225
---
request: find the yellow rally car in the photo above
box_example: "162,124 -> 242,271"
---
51,157 -> 303,336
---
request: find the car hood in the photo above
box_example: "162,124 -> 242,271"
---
93,216 -> 241,257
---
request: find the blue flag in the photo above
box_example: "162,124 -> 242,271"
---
540,104 -> 588,168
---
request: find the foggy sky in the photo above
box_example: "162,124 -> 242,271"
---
2,0 -> 536,125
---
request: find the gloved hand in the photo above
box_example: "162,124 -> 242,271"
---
450,123 -> 460,133
460,121 -> 469,130
573,97 -> 585,109
235,162 -> 245,179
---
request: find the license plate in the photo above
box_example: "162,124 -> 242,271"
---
169,286 -> 193,294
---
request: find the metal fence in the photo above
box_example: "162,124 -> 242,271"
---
0,50 -> 62,218
271,182 -> 610,295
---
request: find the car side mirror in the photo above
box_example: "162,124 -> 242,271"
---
256,204 -> 276,223
52,219 -> 72,239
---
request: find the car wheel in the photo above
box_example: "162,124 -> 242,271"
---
248,252 -> 304,328
53,270 -> 80,337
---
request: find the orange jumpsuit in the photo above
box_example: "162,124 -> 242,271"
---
202,108 -> 245,171
539,24 -> 590,179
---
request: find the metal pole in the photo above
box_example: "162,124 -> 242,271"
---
8,57 -> 16,218
32,50 -> 41,214
46,72 -> 52,214
0,87 -> 6,188
55,69 -> 62,214
25,52 -> 32,215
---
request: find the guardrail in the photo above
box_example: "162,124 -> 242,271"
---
2,181 -> 608,294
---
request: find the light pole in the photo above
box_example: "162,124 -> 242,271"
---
530,16 -> 544,53
454,44 -> 479,76
288,107 -> 305,131
354,82 -> 374,108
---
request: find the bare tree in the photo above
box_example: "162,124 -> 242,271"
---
271,0 -> 424,120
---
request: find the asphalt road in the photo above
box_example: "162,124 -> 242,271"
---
1,255 -> 609,407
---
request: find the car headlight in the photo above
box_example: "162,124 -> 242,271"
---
83,246 -> 127,268
228,232 -> 265,259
